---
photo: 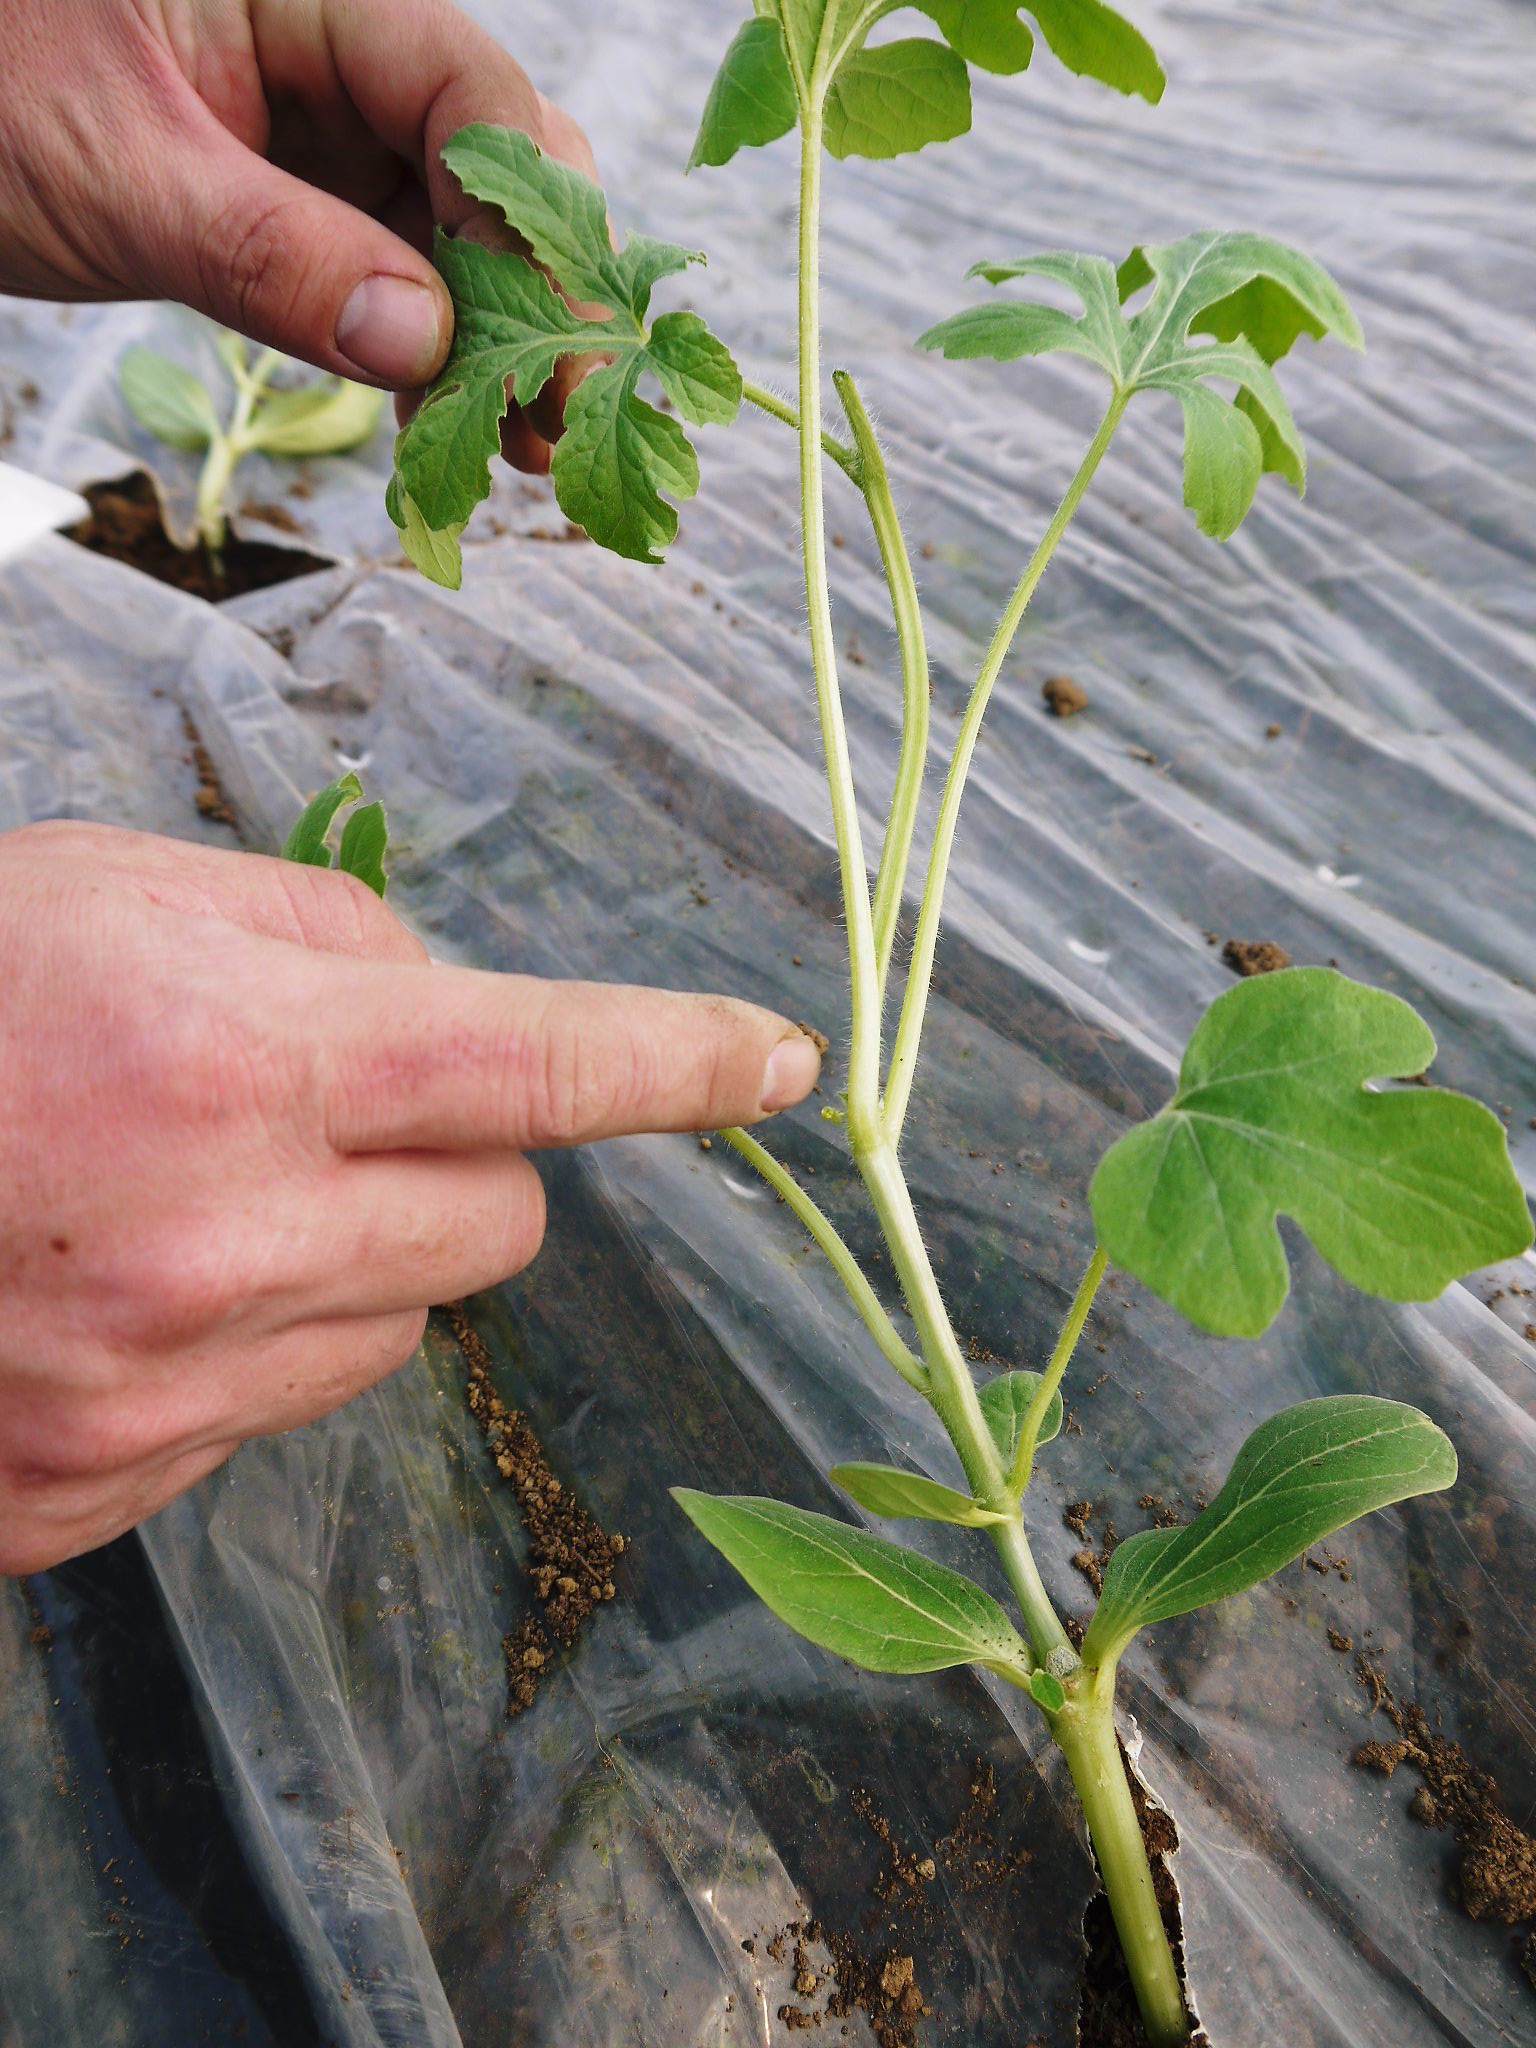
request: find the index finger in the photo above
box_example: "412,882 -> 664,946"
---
309,959 -> 824,1154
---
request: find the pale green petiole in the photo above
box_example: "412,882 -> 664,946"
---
1009,1245 -> 1109,1495
718,1126 -> 928,1393
882,388 -> 1130,1141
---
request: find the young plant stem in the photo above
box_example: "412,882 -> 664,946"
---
1055,1685 -> 1190,2046
718,1126 -> 927,1393
787,105 -> 1183,2036
741,377 -> 861,484
794,114 -> 881,1130
833,371 -> 930,1012
883,387 -> 1130,1140
194,347 -> 282,559
1009,1244 -> 1108,1494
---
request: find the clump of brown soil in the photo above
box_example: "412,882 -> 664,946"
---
1066,1499 -> 1119,1597
1078,1748 -> 1207,2048
69,472 -> 326,599
181,711 -> 236,828
1344,1644 -> 1536,1984
445,1302 -> 626,1718
1221,938 -> 1292,978
1043,675 -> 1090,718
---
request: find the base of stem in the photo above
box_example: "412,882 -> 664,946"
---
1056,1698 -> 1190,2046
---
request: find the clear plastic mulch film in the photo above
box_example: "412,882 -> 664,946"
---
2,0 -> 1534,2043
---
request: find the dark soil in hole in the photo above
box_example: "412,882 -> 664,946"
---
68,472 -> 327,600
1342,1640 -> 1536,1985
1078,1748 -> 1208,2048
444,1302 -> 626,1718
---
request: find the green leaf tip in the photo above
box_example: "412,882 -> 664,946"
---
1089,967 -> 1532,1338
672,1487 -> 1032,1679
282,772 -> 389,896
388,126 -> 741,571
921,229 -> 1362,537
690,1 -> 1161,174
1082,1395 -> 1457,1668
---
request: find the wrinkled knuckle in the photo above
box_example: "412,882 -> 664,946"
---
381,1307 -> 429,1374
198,190 -> 306,334
495,1166 -> 546,1275
107,1230 -> 243,1353
524,1006 -> 585,1146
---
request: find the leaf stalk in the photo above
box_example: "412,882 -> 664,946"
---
1009,1244 -> 1108,1494
883,387 -> 1130,1140
718,1126 -> 928,1393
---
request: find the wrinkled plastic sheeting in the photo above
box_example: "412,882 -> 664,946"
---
3,0 -> 1536,2044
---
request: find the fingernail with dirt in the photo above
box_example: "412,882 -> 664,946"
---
336,275 -> 447,386
761,1030 -> 822,1112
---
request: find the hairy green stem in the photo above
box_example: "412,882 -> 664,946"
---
718,1127 -> 927,1393
884,388 -> 1130,1140
741,378 -> 861,484
1010,1245 -> 1108,1494
833,371 -> 930,1012
784,106 -> 1181,2039
795,116 -> 881,1126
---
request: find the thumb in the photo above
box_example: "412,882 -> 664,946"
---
148,119 -> 452,388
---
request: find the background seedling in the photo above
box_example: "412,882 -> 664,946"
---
120,329 -> 383,563
282,772 -> 389,897
386,13 -> 1533,2037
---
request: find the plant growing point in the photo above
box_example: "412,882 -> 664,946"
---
386,15 -> 1533,2037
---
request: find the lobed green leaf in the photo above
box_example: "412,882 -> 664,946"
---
1089,968 -> 1533,1338
689,17 -> 799,169
390,128 -> 740,572
921,228 -> 1360,537
282,773 -> 364,867
690,0 -> 1161,172
824,38 -> 972,161
673,1488 -> 1032,1678
1082,1396 -> 1457,1668
831,1461 -> 1011,1526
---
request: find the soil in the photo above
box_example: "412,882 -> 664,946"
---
1220,938 -> 1292,978
68,471 -> 326,599
757,1765 -> 1039,2046
444,1302 -> 626,1718
1341,1641 -> 1536,1990
182,710 -> 237,828
1043,675 -> 1090,718
1066,1499 -> 1120,1598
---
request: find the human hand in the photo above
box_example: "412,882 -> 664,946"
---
0,823 -> 822,1573
0,0 -> 595,470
